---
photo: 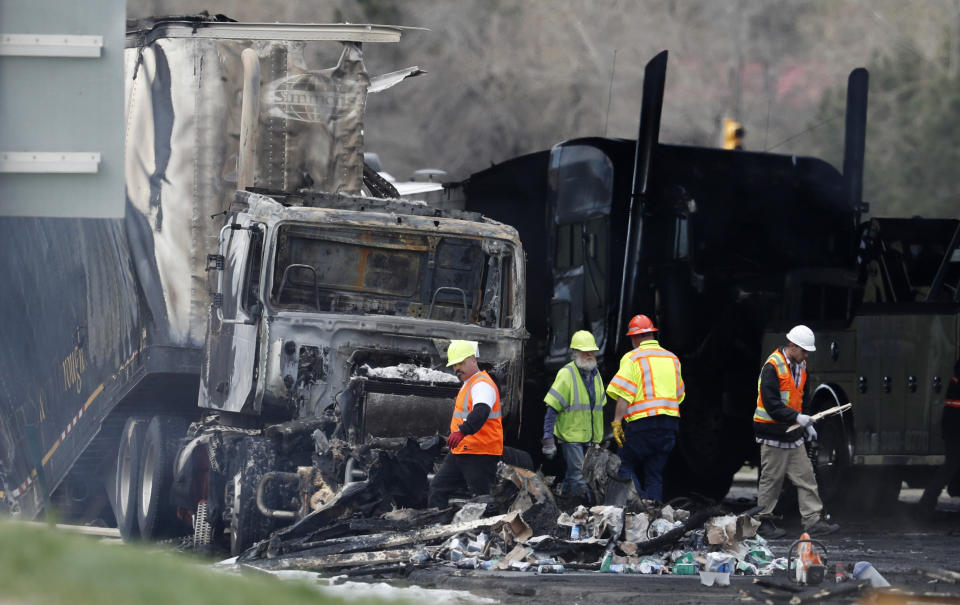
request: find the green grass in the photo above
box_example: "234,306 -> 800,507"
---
0,520 -> 399,605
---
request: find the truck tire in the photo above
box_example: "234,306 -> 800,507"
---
502,446 -> 534,470
115,416 -> 148,541
230,436 -> 278,555
810,386 -> 853,508
138,415 -> 188,540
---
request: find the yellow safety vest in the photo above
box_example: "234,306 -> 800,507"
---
544,361 -> 606,443
606,340 -> 684,422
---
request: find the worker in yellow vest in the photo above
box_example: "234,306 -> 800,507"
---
754,325 -> 838,538
427,340 -> 504,508
542,330 -> 607,501
606,315 -> 684,502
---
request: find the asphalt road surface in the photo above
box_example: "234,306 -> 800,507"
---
401,478 -> 960,604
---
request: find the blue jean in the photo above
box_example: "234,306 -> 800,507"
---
559,441 -> 589,497
616,424 -> 677,502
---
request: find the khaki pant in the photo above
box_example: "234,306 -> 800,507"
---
757,443 -> 824,528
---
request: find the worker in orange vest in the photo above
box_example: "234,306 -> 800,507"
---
754,325 -> 839,538
607,315 -> 684,503
427,340 -> 504,508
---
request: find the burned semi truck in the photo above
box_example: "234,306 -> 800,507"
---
0,16 -> 526,552
452,51 -> 959,504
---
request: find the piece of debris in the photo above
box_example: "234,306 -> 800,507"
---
852,561 -> 890,587
918,566 -> 960,584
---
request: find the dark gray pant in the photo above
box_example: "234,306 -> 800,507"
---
427,453 -> 500,508
559,441 -> 590,497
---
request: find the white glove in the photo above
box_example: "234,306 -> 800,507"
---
796,413 -> 813,427
805,424 -> 818,441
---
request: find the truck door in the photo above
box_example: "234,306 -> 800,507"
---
200,223 -> 264,414
546,143 -> 613,364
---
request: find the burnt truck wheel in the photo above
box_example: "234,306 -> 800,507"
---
502,446 -> 534,470
115,416 -> 148,541
138,415 -> 188,540
230,436 -> 278,555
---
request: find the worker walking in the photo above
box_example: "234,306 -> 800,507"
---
754,325 -> 839,538
919,359 -> 960,513
428,340 -> 503,509
542,330 -> 607,501
607,315 -> 684,503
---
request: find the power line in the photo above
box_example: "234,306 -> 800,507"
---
764,112 -> 844,152
603,49 -> 618,137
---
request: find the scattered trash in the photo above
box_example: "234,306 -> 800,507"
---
705,552 -> 735,573
235,437 -> 850,586
852,561 -> 890,588
623,513 -> 650,542
700,570 -> 731,586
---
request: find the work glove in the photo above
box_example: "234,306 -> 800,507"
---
796,413 -> 813,427
612,420 -> 625,448
446,431 -> 465,449
542,437 -> 557,460
805,424 -> 818,441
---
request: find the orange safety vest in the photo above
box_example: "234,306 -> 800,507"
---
754,349 -> 805,424
450,370 -> 503,456
946,376 -> 960,408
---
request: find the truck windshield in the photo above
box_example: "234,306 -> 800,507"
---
270,224 -> 514,327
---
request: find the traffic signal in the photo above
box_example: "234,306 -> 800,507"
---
722,118 -> 745,150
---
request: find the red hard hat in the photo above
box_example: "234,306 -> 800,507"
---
625,314 -> 657,336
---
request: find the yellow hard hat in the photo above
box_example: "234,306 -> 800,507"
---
570,330 -> 599,352
446,340 -> 478,366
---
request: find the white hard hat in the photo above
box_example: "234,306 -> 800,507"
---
786,325 -> 816,352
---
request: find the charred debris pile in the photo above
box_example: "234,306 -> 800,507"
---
235,439 -> 789,579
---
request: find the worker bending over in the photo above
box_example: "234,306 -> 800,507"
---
542,330 -> 607,501
607,315 -> 684,503
428,340 -> 503,508
754,325 -> 838,538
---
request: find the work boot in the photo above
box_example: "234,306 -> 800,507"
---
757,518 -> 786,539
805,517 -> 840,537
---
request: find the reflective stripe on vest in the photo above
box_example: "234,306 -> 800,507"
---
945,399 -> 960,408
618,343 -> 683,422
450,370 -> 503,456
754,349 -> 805,424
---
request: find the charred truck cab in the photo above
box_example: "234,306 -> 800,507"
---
202,190 -> 524,437
197,190 -> 524,553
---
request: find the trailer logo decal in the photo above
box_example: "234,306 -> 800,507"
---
264,73 -> 364,123
9,349 -> 137,501
61,346 -> 86,394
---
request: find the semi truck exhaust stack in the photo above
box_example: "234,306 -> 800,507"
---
238,48 -> 261,192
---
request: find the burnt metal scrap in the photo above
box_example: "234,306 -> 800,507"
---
236,445 -> 801,583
